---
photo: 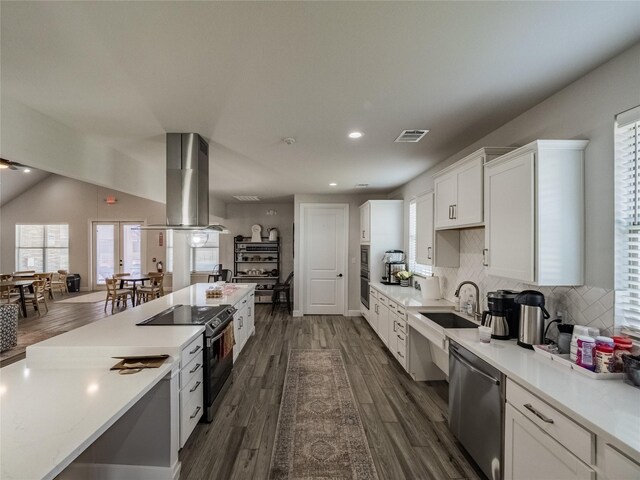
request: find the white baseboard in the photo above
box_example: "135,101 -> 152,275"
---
58,460 -> 180,480
347,309 -> 362,317
293,310 -> 303,317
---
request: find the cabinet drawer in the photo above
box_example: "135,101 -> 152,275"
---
506,379 -> 594,464
378,295 -> 388,305
394,317 -> 407,335
387,299 -> 397,310
180,369 -> 204,447
180,353 -> 203,389
181,334 -> 204,369
369,287 -> 377,299
394,305 -> 406,318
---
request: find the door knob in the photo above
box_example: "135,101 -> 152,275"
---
337,274 -> 343,278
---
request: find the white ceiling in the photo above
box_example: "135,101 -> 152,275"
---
0,167 -> 50,206
2,1 -> 640,203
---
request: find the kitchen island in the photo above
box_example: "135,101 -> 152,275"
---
1,283 -> 256,480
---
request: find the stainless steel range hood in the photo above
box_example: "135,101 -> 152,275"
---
141,133 -> 227,232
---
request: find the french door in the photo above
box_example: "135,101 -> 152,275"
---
92,221 -> 144,288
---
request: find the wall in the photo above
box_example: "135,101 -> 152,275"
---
293,193 -> 388,315
433,229 -> 614,337
0,174 -> 166,289
1,98 -> 164,203
218,202 -> 294,300
390,42 -> 640,335
393,41 -> 640,290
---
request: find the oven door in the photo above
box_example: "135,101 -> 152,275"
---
203,320 -> 234,422
360,274 -> 369,309
360,245 -> 369,270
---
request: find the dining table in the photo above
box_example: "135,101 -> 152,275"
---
0,280 -> 35,318
117,274 -> 150,307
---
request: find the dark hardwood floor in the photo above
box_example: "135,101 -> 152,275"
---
1,292 -> 121,367
180,305 -> 482,480
2,294 -> 482,479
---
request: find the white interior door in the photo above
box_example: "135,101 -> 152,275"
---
301,204 -> 348,315
92,221 -> 143,288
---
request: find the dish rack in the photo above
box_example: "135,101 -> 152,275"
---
533,345 -> 623,380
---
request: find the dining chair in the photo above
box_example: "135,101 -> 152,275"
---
208,264 -> 223,282
35,273 -> 54,299
23,279 -> 49,316
219,269 -> 233,283
113,272 -> 134,292
51,270 -> 69,297
0,285 -> 22,315
104,278 -> 133,313
136,273 -> 165,304
271,272 -> 294,315
0,274 -> 12,281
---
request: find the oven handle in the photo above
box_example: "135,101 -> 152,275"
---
208,318 -> 234,343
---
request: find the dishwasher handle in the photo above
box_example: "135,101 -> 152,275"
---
450,349 -> 501,385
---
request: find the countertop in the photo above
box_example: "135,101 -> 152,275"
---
27,283 -> 255,368
0,358 -> 177,480
369,281 -> 456,310
1,283 -> 255,479
444,328 -> 640,460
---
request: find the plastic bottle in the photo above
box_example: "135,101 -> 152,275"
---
576,335 -> 596,371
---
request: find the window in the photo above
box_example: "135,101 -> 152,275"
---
408,199 -> 432,277
165,230 -> 220,273
192,233 -> 220,272
615,105 -> 640,336
16,224 -> 69,272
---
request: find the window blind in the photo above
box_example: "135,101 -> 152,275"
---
615,105 -> 640,336
409,199 -> 432,278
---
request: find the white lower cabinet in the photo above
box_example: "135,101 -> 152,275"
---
600,441 -> 640,480
378,303 -> 390,347
504,403 -> 595,480
233,291 -> 255,362
179,335 -> 204,448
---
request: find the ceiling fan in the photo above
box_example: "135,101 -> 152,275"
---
0,158 -> 29,170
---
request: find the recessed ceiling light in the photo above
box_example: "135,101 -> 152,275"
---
348,131 -> 363,139
23,168 -> 31,173
329,182 -> 337,187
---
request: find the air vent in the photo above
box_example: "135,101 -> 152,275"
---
355,184 -> 369,188
234,195 -> 261,202
394,130 -> 429,143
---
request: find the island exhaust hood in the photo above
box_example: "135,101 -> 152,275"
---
141,133 -> 228,233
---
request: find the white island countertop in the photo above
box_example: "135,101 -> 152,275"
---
445,328 -> 640,460
0,358 -> 176,480
369,281 -> 456,310
27,283 -> 255,368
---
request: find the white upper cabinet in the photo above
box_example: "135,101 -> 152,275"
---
484,140 -> 588,285
415,192 -> 459,267
359,202 -> 371,243
434,148 -> 514,230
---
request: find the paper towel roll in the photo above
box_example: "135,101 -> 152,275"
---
417,276 -> 441,300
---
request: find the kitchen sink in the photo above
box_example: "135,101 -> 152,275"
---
419,312 -> 478,329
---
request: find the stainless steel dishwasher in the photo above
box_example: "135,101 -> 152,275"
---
449,340 -> 505,480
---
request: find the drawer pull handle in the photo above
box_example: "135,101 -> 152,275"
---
397,334 -> 404,341
189,345 -> 201,355
189,363 -> 201,374
190,406 -> 202,419
190,381 -> 201,393
397,351 -> 405,358
524,403 -> 554,424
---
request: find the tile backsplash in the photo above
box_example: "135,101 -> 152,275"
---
432,229 -> 615,338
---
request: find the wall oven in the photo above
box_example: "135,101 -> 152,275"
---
360,245 -> 370,308
137,304 -> 236,423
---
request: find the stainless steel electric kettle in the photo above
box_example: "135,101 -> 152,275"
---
481,311 -> 510,340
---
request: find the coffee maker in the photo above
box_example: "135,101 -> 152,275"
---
482,290 -> 521,340
382,250 -> 405,285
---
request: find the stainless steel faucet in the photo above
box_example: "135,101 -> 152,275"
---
454,281 -> 482,320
